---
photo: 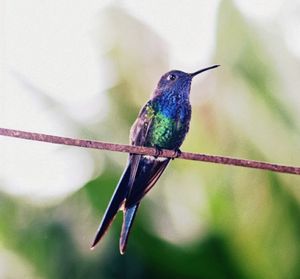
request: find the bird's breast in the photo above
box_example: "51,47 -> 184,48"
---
147,101 -> 191,149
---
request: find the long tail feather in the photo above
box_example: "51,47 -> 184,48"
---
91,164 -> 131,249
119,203 -> 140,254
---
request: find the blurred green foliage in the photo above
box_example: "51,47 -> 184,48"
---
1,1 -> 300,278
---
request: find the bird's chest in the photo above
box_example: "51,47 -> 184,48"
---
148,100 -> 191,149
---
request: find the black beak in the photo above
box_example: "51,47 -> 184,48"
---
190,64 -> 220,78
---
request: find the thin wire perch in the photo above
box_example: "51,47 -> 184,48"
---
0,127 -> 299,175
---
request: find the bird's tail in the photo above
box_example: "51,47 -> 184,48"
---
91,164 -> 131,249
119,203 -> 140,254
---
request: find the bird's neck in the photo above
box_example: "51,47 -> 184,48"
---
159,89 -> 190,105
152,89 -> 190,119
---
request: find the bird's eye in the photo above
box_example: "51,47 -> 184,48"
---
167,74 -> 177,81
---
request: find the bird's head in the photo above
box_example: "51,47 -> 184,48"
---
154,65 -> 219,97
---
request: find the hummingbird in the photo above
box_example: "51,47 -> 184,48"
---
91,64 -> 219,254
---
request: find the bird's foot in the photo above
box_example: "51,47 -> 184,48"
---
172,148 -> 182,160
154,146 -> 163,158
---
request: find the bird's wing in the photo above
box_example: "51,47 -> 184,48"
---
91,102 -> 155,249
130,101 -> 155,146
125,100 -> 171,208
127,101 -> 155,192
125,156 -> 170,208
